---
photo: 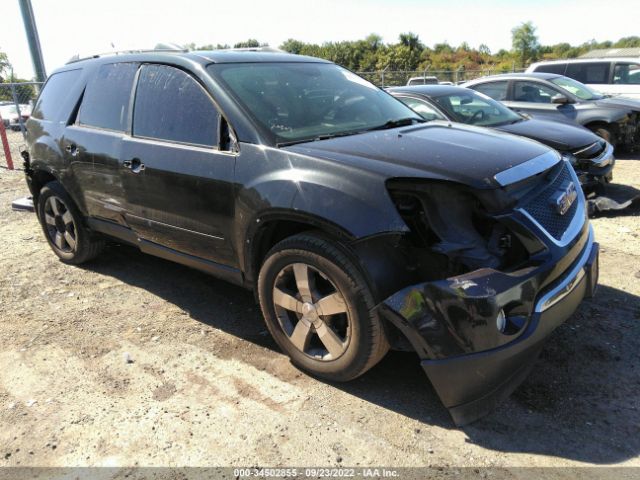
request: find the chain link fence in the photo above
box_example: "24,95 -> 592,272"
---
356,68 -> 525,87
0,81 -> 42,170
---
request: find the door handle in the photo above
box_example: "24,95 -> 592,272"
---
123,158 -> 145,173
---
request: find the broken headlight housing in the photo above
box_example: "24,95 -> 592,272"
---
387,179 -> 533,277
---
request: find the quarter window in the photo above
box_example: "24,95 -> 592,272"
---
133,65 -> 219,147
512,81 -> 559,103
470,81 -> 509,101
31,69 -> 82,122
78,63 -> 138,131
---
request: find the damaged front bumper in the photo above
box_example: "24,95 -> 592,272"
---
378,225 -> 599,426
574,142 -> 616,190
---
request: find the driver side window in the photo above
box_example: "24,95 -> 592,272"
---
133,64 -> 220,147
513,81 -> 559,103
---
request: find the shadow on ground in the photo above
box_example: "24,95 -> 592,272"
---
589,182 -> 640,218
83,244 -> 640,465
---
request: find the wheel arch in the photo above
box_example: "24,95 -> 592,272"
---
29,168 -> 59,205
243,210 -> 357,287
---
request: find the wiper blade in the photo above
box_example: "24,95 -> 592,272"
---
366,117 -> 425,131
277,130 -> 365,148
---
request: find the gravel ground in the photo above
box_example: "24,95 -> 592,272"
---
0,154 -> 639,470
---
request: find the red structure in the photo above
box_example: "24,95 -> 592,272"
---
0,115 -> 14,170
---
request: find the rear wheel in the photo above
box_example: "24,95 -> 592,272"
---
37,181 -> 105,264
258,233 -> 388,381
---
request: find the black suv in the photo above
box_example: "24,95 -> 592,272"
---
24,50 -> 599,425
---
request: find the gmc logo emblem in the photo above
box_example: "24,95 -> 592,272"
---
552,182 -> 578,216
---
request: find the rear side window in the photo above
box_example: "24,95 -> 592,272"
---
470,81 -> 509,101
78,63 -> 138,131
133,64 -> 219,147
565,62 -> 610,84
533,63 -> 566,75
31,69 -> 82,122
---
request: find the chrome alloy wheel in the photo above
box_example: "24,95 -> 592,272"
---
43,196 -> 77,253
272,263 -> 350,361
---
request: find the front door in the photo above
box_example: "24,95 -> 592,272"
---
507,80 -> 578,125
120,64 -> 237,267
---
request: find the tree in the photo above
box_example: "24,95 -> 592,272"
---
0,48 -> 11,82
511,21 -> 540,67
398,32 -> 422,51
280,39 -> 305,54
233,39 -> 263,48
478,44 -> 491,56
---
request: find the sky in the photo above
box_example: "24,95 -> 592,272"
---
1,0 -> 639,79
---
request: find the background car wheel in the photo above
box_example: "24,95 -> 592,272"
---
258,232 -> 389,382
591,126 -> 617,150
37,181 -> 105,264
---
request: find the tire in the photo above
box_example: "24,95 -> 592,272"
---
258,232 -> 389,382
591,125 -> 617,150
37,181 -> 105,264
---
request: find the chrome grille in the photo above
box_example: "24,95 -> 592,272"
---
522,163 -> 579,240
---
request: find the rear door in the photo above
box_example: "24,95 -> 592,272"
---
120,63 -> 237,266
64,62 -> 138,223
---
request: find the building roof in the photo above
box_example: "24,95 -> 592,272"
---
580,48 -> 640,59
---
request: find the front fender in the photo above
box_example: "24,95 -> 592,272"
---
233,144 -> 409,276
580,108 -> 631,126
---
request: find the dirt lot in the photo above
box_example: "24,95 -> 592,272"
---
0,151 -> 639,470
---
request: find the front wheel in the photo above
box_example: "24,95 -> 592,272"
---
591,125 -> 617,150
258,233 -> 388,382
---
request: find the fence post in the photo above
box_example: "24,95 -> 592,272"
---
10,84 -> 28,138
0,118 -> 14,170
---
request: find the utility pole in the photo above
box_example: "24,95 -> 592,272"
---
18,0 -> 47,82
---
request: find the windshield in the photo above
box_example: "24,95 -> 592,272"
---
430,90 -> 522,126
550,76 -> 604,100
207,62 -> 421,145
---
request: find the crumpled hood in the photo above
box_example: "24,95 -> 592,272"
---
283,121 -> 553,189
496,117 -> 599,152
594,96 -> 640,111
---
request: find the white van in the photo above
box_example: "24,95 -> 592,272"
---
526,58 -> 640,99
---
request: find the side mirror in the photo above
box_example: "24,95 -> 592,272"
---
551,94 -> 570,105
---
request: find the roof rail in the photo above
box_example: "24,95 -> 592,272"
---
66,47 -> 188,65
220,47 -> 284,53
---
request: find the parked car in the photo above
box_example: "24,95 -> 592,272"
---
463,73 -> 640,150
388,85 -> 615,192
527,58 -> 640,99
24,50 -> 599,425
406,75 -> 439,85
0,103 -> 29,130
